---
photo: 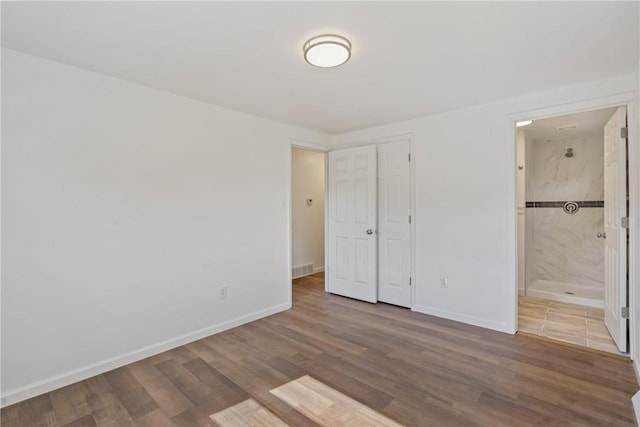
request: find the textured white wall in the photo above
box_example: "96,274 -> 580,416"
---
1,49 -> 326,404
291,148 -> 325,273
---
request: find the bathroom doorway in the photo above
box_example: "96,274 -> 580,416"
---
516,106 -> 629,354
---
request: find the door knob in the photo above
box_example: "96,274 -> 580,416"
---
597,232 -> 606,239
366,229 -> 374,235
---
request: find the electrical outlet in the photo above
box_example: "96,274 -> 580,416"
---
219,285 -> 228,300
441,278 -> 448,288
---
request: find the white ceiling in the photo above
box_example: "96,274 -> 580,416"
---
524,107 -> 619,141
2,2 -> 638,134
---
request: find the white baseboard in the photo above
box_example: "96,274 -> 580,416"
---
292,268 -> 324,279
632,390 -> 640,426
412,304 -> 511,334
0,302 -> 291,408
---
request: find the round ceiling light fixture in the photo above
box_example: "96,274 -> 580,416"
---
303,34 -> 351,68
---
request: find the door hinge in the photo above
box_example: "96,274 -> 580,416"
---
621,127 -> 629,139
622,307 -> 629,319
409,215 -> 412,224
621,217 -> 629,228
409,277 -> 412,287
408,153 -> 411,162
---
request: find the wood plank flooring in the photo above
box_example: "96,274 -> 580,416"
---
2,272 -> 637,426
270,375 -> 401,426
210,398 -> 287,427
519,296 -> 620,354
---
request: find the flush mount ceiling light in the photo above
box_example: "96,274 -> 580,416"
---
303,34 -> 351,68
516,119 -> 534,127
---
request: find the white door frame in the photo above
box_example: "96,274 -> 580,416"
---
288,139 -> 329,307
508,93 -> 639,360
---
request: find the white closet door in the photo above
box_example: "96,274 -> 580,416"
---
377,140 -> 412,307
603,106 -> 628,352
327,145 -> 378,303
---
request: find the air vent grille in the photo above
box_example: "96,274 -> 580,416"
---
292,263 -> 314,279
555,124 -> 579,133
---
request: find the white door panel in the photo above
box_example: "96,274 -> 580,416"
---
378,140 -> 412,307
603,106 -> 628,352
328,145 -> 377,303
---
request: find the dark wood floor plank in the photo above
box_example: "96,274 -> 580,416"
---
49,381 -> 93,426
103,367 -> 158,420
132,409 -> 176,427
153,360 -> 215,407
1,273 -> 636,426
146,346 -> 199,367
127,360 -> 194,417
0,393 -> 57,426
84,374 -> 134,427
171,406 -> 217,427
60,414 -> 97,427
181,358 -> 249,415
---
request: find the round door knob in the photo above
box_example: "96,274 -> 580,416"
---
597,232 -> 606,239
366,229 -> 374,235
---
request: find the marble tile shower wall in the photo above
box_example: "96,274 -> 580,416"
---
525,135 -> 604,289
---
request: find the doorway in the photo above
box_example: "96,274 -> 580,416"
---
291,147 -> 326,297
515,106 -> 629,354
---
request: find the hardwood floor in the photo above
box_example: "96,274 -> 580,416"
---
2,272 -> 637,426
519,296 -> 620,354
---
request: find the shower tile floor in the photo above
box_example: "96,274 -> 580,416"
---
518,296 -> 622,355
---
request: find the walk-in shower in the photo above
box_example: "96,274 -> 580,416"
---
519,108 -> 616,308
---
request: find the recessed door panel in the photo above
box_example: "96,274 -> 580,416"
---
355,238 -> 369,284
386,175 -> 403,223
386,238 -> 403,287
335,237 -> 348,280
354,179 -> 369,224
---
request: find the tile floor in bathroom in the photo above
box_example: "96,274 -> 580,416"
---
518,296 -> 622,354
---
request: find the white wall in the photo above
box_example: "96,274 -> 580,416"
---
330,72 -> 638,334
291,148 -> 325,274
0,48 -> 327,405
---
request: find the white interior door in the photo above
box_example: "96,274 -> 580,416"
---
377,140 -> 412,307
327,145 -> 378,303
604,106 -> 628,352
